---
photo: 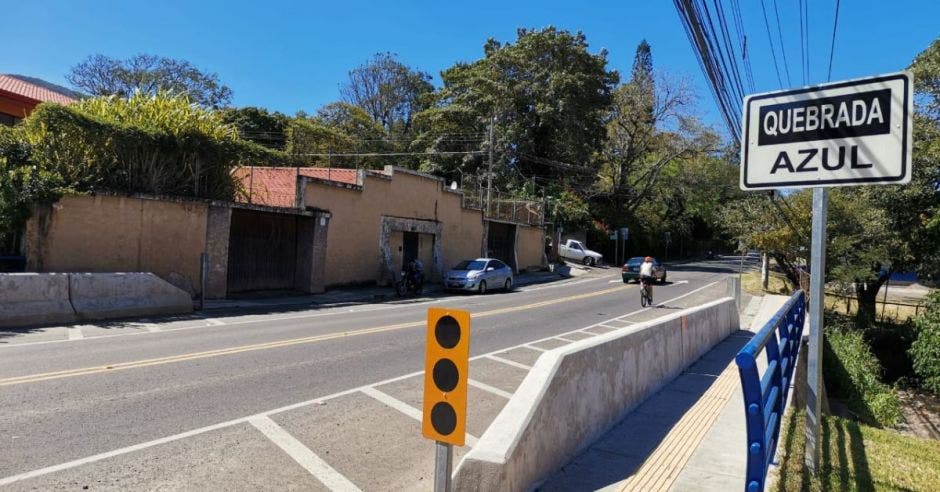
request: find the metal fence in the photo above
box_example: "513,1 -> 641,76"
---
735,290 -> 806,492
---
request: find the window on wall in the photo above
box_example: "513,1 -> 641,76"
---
0,113 -> 19,126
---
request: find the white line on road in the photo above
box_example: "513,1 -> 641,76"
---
67,326 -> 84,340
554,335 -> 581,343
523,344 -> 547,352
360,387 -> 480,446
203,318 -> 225,326
468,379 -> 513,399
249,415 -> 361,491
145,324 -> 161,333
0,278 -> 722,485
485,355 -> 533,370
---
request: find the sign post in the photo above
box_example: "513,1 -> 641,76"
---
422,308 -> 471,492
740,72 -> 912,474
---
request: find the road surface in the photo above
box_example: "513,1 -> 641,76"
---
0,259 -> 751,490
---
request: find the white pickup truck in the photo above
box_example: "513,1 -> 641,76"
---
558,239 -> 603,266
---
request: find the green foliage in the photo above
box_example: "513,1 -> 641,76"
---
0,93 -> 281,250
416,27 -> 618,188
910,291 -> 940,393
824,318 -> 903,427
219,107 -> 291,149
340,52 -> 433,136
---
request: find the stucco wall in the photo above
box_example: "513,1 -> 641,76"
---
516,224 -> 546,272
303,168 -> 488,287
25,195 -> 209,296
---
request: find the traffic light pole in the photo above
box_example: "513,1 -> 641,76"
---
434,441 -> 453,492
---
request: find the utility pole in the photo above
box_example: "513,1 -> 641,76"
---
485,116 -> 495,217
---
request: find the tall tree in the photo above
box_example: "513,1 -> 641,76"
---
415,27 -> 619,190
218,107 -> 290,150
340,53 -> 434,136
67,54 -> 233,108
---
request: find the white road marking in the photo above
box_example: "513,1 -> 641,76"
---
360,387 -> 479,446
249,415 -> 361,491
0,279 -> 723,485
598,323 -> 622,330
672,280 -> 690,286
485,355 -> 533,370
523,344 -> 547,352
145,324 -> 161,333
554,335 -> 581,343
67,326 -> 84,340
360,387 -> 423,422
468,379 -> 513,399
203,318 -> 225,326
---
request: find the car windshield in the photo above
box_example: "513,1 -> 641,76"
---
626,257 -> 643,266
454,260 -> 487,271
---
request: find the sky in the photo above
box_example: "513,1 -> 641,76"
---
3,0 -> 937,134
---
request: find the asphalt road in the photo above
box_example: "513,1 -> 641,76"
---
0,259 -> 752,490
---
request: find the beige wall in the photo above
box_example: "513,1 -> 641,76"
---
304,168 -> 487,287
517,224 -> 546,272
26,195 -> 209,295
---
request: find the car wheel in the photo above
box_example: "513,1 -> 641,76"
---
582,256 -> 592,266
504,278 -> 513,291
479,280 -> 487,295
660,273 -> 667,284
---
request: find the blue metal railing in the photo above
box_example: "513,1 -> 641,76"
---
735,290 -> 806,492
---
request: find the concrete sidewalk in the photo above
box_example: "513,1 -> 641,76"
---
539,294 -> 789,492
202,269 -> 570,311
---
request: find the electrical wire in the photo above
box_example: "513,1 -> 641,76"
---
827,0 -> 841,81
758,0 -> 785,89
771,0 -> 793,86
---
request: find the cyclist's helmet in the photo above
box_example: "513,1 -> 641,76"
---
644,256 -> 653,262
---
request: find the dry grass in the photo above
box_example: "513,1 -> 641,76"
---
825,295 -> 925,324
743,270 -> 794,296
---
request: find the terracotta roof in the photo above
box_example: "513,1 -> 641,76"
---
0,74 -> 79,105
234,167 -> 360,208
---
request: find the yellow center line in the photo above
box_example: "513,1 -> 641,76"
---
1,285 -> 627,387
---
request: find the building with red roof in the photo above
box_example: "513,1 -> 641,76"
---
0,74 -> 79,126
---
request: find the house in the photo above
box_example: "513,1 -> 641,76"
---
0,74 -> 78,125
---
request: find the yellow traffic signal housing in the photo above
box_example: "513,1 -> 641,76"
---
422,307 -> 471,445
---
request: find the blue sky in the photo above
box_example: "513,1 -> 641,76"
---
3,1 -> 937,132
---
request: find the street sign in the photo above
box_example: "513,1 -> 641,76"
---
741,72 -> 912,190
619,227 -> 629,240
422,307 -> 470,446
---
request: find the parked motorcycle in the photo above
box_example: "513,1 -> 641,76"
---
395,269 -> 424,297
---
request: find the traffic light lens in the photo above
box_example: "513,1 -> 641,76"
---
433,359 -> 459,392
435,315 -> 460,348
430,402 -> 457,435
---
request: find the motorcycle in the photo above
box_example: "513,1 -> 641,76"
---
395,269 -> 424,297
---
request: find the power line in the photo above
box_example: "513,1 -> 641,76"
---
827,0 -> 841,81
771,0 -> 793,86
758,0 -> 785,89
799,0 -> 806,85
805,0 -> 811,83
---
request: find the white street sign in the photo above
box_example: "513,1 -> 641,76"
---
741,72 -> 912,190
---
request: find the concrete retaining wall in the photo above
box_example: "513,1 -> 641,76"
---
0,272 -> 193,328
0,273 -> 76,328
453,298 -> 740,491
69,273 -> 193,320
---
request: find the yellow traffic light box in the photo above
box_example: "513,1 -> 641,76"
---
422,307 -> 471,446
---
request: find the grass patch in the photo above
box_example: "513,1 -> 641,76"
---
825,295 -> 926,324
743,270 -> 794,296
774,410 -> 940,491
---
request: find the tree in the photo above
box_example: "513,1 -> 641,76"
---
67,54 -> 233,108
219,107 -> 290,150
340,53 -> 434,136
415,27 -> 619,190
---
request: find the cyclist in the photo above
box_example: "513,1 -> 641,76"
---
639,256 -> 655,303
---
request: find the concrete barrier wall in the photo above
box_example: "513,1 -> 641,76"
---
453,298 -> 740,491
0,273 -> 76,328
69,273 -> 193,320
0,272 -> 193,328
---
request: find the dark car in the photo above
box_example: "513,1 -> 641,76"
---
622,256 -> 667,284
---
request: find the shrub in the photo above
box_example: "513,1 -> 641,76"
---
823,319 -> 903,427
910,291 -> 940,394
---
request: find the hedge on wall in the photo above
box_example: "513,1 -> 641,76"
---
0,93 -> 292,251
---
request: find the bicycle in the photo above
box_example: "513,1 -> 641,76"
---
639,277 -> 653,307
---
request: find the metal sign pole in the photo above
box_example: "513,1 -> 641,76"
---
434,441 -> 453,492
804,186 -> 828,474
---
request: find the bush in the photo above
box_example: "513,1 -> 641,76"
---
823,318 -> 903,427
910,291 -> 940,394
